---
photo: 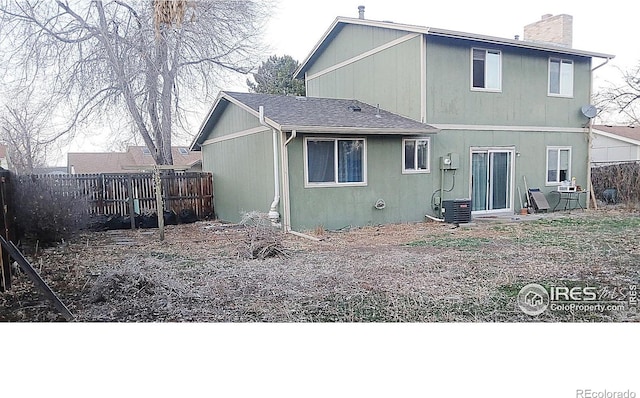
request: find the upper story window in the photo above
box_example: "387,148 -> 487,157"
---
471,48 -> 501,91
142,147 -> 151,156
178,148 -> 189,155
403,137 -> 430,174
548,58 -> 574,97
304,137 -> 366,187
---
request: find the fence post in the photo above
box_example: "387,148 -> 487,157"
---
207,173 -> 214,218
127,175 -> 136,230
97,174 -> 104,214
0,172 -> 12,291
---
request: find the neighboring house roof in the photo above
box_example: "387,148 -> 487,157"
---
126,146 -> 202,168
68,146 -> 202,174
68,152 -> 129,174
192,91 -> 439,149
295,17 -> 615,79
32,166 -> 69,175
592,125 -> 640,145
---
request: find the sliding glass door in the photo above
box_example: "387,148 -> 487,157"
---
471,149 -> 513,213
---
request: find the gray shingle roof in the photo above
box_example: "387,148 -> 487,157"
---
192,92 -> 438,149
225,91 -> 437,132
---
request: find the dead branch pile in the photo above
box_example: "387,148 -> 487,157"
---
89,270 -> 159,304
591,161 -> 640,203
237,211 -> 288,259
86,257 -> 184,321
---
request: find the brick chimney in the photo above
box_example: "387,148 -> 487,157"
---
523,14 -> 573,48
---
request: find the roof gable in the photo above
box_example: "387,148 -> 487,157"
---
295,16 -> 615,79
191,92 -> 439,149
593,125 -> 640,145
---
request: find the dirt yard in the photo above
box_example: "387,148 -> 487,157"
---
1,208 -> 639,322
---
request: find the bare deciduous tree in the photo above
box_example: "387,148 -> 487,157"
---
0,89 -> 52,173
596,62 -> 640,126
0,0 -> 271,165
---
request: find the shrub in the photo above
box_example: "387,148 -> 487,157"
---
591,162 -> 640,204
11,175 -> 89,245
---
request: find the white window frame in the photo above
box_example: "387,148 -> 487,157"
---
402,137 -> 431,174
470,48 -> 502,92
548,58 -> 574,98
303,136 -> 367,188
546,146 -> 572,185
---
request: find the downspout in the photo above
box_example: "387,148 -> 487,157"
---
587,57 -> 611,209
259,106 -> 281,226
285,129 -> 297,146
278,129 -> 327,241
281,130 -> 296,232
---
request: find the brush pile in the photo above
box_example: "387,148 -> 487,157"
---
237,211 -> 288,260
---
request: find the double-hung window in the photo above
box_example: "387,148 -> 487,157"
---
472,48 -> 501,91
305,137 -> 366,186
403,138 -> 430,173
546,146 -> 571,184
548,58 -> 573,97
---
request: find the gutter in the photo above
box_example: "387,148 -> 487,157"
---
280,130 -> 295,233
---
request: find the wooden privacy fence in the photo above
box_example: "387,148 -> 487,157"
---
18,172 -> 214,219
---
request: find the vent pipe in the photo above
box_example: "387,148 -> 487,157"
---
358,5 -> 365,19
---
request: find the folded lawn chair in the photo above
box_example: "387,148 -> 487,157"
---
528,188 -> 550,213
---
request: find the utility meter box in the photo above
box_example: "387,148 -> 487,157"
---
440,153 -> 459,170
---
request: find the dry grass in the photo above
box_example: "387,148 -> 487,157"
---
1,207 -> 639,322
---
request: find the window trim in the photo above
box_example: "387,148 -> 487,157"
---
547,58 -> 574,98
402,137 -> 431,174
470,47 -> 502,92
545,146 -> 572,186
303,136 -> 367,188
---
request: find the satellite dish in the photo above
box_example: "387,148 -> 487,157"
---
581,104 -> 597,119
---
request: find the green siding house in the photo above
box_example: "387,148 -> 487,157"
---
192,12 -> 614,232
